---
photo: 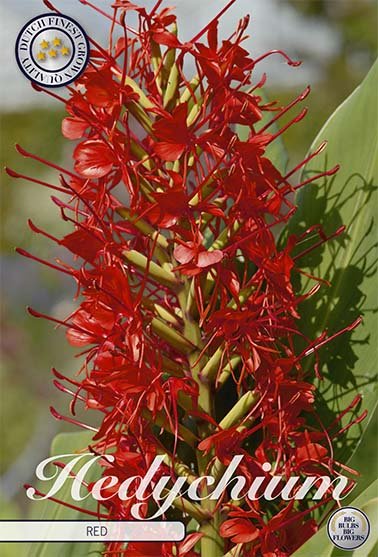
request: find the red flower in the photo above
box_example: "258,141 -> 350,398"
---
148,180 -> 190,228
198,428 -> 243,463
296,443 -> 328,464
84,66 -> 120,108
174,242 -> 223,275
153,103 -> 193,161
84,66 -> 140,108
62,92 -> 91,140
60,229 -> 103,263
66,305 -> 115,347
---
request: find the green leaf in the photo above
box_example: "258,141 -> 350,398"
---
292,480 -> 378,557
27,431 -> 104,557
287,60 -> 378,480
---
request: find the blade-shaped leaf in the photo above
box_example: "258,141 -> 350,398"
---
292,480 -> 378,557
27,431 -> 104,557
287,60 -> 378,480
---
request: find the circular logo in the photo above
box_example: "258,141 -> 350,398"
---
15,13 -> 89,88
327,507 -> 370,551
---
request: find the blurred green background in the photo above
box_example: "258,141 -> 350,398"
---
0,0 -> 376,538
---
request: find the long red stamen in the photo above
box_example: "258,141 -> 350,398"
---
303,317 -> 362,358
253,49 -> 302,67
5,167 -> 71,194
260,86 -> 311,133
16,248 -> 74,277
50,406 -> 99,432
294,225 -> 345,261
294,164 -> 340,191
267,108 -> 308,144
15,144 -> 77,179
190,0 -> 238,43
24,484 -> 107,518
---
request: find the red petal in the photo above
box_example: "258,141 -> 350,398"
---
207,21 -> 218,51
154,142 -> 186,162
296,443 -> 328,464
62,117 -> 88,140
74,140 -> 115,178
220,518 -> 259,544
174,244 -> 195,264
179,532 -> 203,555
152,30 -> 182,48
86,84 -> 114,108
153,104 -> 190,161
197,249 -> 223,268
60,230 -> 102,262
66,328 -> 96,347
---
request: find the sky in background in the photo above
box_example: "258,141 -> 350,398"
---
0,0 -> 340,110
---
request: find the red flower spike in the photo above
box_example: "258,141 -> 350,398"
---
13,2 -> 363,556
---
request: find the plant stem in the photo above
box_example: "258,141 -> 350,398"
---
162,488 -> 210,523
142,408 -> 197,448
179,287 -> 224,557
123,249 -> 180,289
219,391 -> 258,430
151,317 -> 197,354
